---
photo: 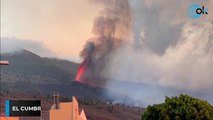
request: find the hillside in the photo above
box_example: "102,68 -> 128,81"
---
1,49 -> 78,82
1,50 -> 77,95
0,50 -> 145,120
0,50 -> 122,100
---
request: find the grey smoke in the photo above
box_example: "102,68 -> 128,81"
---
105,21 -> 213,107
79,0 -> 132,86
86,0 -> 213,107
129,0 -> 184,53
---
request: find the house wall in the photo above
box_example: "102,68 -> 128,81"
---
50,103 -> 72,120
0,117 -> 19,120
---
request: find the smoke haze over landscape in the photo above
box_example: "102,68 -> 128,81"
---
1,0 -> 213,107
78,0 -> 213,106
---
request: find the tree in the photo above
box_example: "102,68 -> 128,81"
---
142,94 -> 213,120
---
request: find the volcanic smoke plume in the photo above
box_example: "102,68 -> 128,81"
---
75,0 -> 213,106
75,0 -> 133,86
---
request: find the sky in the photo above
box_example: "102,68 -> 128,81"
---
1,0 -> 103,61
1,0 -> 212,61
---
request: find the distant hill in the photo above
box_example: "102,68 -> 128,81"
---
0,49 -> 145,120
1,50 -> 72,94
0,49 -> 147,104
43,57 -> 79,77
1,49 -> 78,82
0,49 -> 110,100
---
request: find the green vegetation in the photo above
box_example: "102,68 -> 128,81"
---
142,94 -> 213,120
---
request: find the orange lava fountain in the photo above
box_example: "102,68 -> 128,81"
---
75,57 -> 89,83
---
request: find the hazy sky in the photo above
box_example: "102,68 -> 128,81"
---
1,0 -> 103,60
1,0 -> 212,61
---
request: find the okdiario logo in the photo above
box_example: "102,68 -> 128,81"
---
187,4 -> 208,19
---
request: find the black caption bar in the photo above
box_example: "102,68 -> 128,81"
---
6,100 -> 41,117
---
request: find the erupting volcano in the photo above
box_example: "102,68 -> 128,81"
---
75,56 -> 91,83
75,58 -> 88,83
75,42 -> 95,83
75,0 -> 132,86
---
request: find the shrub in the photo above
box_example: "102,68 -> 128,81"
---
142,94 -> 213,120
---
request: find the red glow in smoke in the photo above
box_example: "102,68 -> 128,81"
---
75,57 -> 89,82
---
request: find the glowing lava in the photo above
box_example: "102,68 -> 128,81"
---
75,57 -> 89,82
